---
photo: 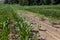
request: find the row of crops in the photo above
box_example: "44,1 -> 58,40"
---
0,5 -> 13,40
11,5 -> 60,20
24,5 -> 60,19
0,4 -> 31,40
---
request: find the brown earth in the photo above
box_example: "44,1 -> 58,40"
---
8,18 -> 18,40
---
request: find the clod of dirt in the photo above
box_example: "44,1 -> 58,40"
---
31,22 -> 37,25
52,22 -> 60,28
39,29 -> 47,31
40,18 -> 46,21
40,38 -> 45,40
30,29 -> 39,33
53,25 -> 60,28
52,22 -> 60,25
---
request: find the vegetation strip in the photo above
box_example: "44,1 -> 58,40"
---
11,5 -> 60,20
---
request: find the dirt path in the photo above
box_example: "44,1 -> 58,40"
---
17,10 -> 60,40
8,18 -> 18,40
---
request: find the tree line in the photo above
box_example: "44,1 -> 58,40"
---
4,0 -> 60,5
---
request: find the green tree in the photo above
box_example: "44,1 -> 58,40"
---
51,0 -> 56,4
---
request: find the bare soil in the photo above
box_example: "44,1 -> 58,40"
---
8,18 -> 18,40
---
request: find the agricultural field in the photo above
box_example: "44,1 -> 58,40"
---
0,4 -> 31,40
0,4 -> 60,40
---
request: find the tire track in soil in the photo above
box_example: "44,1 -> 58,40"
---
17,10 -> 60,40
40,22 -> 60,40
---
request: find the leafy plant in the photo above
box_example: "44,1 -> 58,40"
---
15,17 -> 31,40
